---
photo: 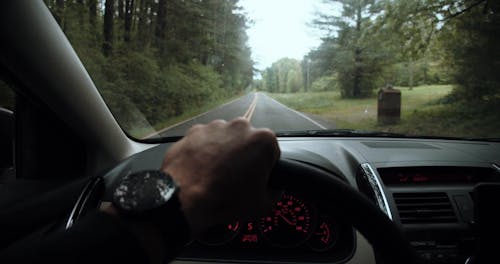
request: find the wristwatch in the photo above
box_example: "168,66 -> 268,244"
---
112,170 -> 191,260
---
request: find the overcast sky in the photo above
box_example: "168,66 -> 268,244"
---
238,0 -> 330,71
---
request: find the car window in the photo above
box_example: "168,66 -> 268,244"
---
0,79 -> 14,111
44,0 -> 499,141
0,78 -> 15,183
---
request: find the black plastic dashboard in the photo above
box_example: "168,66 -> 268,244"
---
105,137 -> 500,264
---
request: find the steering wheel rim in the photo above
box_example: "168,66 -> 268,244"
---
67,157 -> 417,264
271,159 -> 417,264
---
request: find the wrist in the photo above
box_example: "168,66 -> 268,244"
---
177,188 -> 213,237
163,168 -> 216,237
100,202 -> 166,264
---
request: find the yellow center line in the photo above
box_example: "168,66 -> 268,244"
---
243,93 -> 258,121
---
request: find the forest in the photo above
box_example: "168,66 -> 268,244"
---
260,0 -> 500,103
0,0 -> 499,137
40,0 -> 254,132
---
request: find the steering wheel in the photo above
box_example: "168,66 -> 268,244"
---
66,157 -> 417,264
270,159 -> 417,264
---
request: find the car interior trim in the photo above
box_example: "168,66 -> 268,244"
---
492,163 -> 500,174
65,176 -> 103,229
359,163 -> 393,220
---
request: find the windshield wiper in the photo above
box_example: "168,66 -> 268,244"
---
275,129 -> 407,138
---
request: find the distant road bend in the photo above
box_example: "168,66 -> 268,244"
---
158,92 -> 334,137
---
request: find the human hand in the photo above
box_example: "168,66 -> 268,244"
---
162,118 -> 281,236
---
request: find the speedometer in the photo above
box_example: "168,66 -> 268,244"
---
260,193 -> 313,248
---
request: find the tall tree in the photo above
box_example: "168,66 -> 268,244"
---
44,0 -> 254,131
124,0 -> 135,42
103,0 -> 114,56
155,0 -> 167,55
314,0 -> 385,98
54,0 -> 65,27
136,0 -> 151,47
381,0 -> 499,99
88,0 -> 97,30
118,0 -> 125,20
262,58 -> 303,93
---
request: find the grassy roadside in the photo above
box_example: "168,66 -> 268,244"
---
267,85 -> 500,138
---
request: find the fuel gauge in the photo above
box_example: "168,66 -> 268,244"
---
307,216 -> 338,252
198,220 -> 240,246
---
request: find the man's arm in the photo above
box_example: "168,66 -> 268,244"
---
0,118 -> 280,263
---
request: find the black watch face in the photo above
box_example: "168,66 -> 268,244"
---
113,170 -> 177,212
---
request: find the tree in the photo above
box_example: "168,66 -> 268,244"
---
54,0 -> 65,28
103,0 -> 114,56
262,58 -> 303,93
136,0 -> 151,48
314,0 -> 385,98
43,0 -> 254,135
88,0 -> 97,33
381,0 -> 499,99
438,0 -> 500,101
124,0 -> 135,42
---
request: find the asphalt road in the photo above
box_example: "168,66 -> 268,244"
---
159,92 -> 334,137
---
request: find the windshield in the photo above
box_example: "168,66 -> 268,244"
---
43,0 -> 500,140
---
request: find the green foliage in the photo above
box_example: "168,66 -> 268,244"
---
304,0 -> 497,105
311,0 -> 389,98
262,58 -> 304,93
267,85 -> 500,138
387,60 -> 451,87
385,100 -> 500,139
43,0 -> 254,137
380,0 -> 500,101
438,2 -> 500,102
310,76 -> 337,92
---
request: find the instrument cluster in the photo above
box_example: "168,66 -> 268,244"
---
196,192 -> 341,252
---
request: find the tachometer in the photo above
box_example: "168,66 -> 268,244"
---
260,193 -> 313,247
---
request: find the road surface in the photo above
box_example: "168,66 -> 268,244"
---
159,92 -> 334,137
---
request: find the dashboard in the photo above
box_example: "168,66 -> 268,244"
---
105,137 -> 500,264
179,192 -> 355,263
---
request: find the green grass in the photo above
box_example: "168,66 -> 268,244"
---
268,85 -> 453,128
267,85 -> 500,138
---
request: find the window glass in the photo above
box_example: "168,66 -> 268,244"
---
45,0 -> 500,140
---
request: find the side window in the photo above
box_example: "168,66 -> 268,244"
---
0,79 -> 15,182
0,79 -> 15,111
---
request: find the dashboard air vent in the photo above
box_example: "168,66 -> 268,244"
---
393,192 -> 457,224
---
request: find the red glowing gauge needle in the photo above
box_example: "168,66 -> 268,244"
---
278,213 -> 295,226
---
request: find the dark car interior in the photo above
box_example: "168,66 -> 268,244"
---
1,1 -> 500,264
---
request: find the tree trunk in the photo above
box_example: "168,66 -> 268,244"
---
118,0 -> 125,20
54,0 -> 65,28
88,0 -> 97,43
155,0 -> 167,53
408,60 -> 414,90
423,57 -> 428,85
124,0 -> 135,42
103,0 -> 115,56
76,0 -> 84,31
88,0 -> 97,29
352,2 -> 363,98
137,0 -> 149,47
